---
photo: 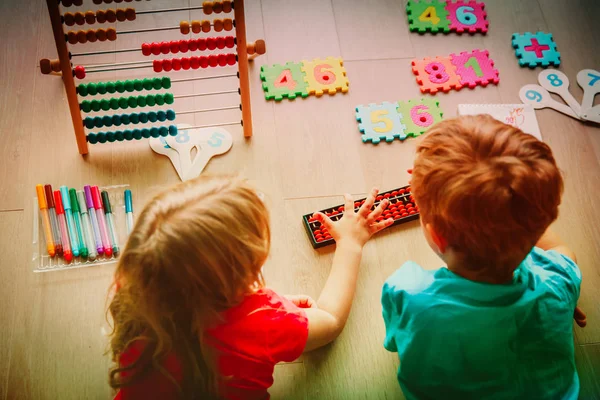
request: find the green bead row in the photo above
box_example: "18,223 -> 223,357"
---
77,77 -> 171,97
87,125 -> 178,144
80,93 -> 175,113
83,110 -> 176,129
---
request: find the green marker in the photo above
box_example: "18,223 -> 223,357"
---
101,191 -> 120,256
69,188 -> 88,259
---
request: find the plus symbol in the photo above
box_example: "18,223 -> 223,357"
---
524,38 -> 550,58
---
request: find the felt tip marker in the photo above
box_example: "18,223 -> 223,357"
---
91,186 -> 112,257
53,190 -> 73,262
84,185 -> 104,255
36,184 -> 55,257
102,191 -> 120,256
124,189 -> 133,235
69,188 -> 88,259
60,186 -> 80,257
77,191 -> 97,261
44,185 -> 63,257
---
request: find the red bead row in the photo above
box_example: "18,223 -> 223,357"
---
141,37 -> 235,56
152,54 -> 237,72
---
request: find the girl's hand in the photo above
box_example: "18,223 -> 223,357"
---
314,188 -> 393,250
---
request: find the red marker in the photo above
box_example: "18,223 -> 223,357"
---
91,186 -> 112,257
44,185 -> 63,257
53,190 -> 73,262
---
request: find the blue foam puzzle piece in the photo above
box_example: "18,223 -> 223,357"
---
511,32 -> 561,68
355,102 -> 407,144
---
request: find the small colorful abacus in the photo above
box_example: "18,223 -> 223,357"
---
40,0 -> 266,155
302,185 -> 420,249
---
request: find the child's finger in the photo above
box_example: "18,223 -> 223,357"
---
370,218 -> 394,234
343,193 -> 354,215
367,199 -> 389,224
358,187 -> 378,218
314,211 -> 334,232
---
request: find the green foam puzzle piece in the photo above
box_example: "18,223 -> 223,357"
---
406,0 -> 450,34
397,98 -> 443,137
260,62 -> 309,101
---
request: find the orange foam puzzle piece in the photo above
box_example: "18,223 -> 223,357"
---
412,56 -> 462,94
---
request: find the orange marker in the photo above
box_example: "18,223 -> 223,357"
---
36,184 -> 55,257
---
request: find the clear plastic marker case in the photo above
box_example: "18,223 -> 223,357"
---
32,184 -> 130,272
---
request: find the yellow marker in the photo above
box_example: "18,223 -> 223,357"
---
36,184 -> 56,257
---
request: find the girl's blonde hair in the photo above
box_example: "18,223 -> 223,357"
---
108,175 -> 271,398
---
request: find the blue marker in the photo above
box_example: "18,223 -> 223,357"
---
60,185 -> 80,257
124,189 -> 134,235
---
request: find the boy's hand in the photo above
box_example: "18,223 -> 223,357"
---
314,188 -> 394,249
574,306 -> 587,328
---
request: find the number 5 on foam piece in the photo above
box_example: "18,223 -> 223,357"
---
166,127 -> 233,181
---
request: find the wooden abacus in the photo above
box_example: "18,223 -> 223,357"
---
40,0 -> 266,155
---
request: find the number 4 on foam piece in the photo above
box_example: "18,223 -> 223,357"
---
260,62 -> 309,101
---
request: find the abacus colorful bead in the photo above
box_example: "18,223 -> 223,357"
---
87,83 -> 97,95
115,131 -> 124,141
153,60 -> 162,73
132,129 -> 142,140
107,132 -> 116,142
142,128 -> 151,138
165,93 -> 174,104
159,126 -> 169,137
126,96 -> 136,108
110,98 -> 120,110
121,114 -> 130,124
150,127 -> 160,137
192,20 -> 201,34
142,78 -> 153,90
137,96 -> 147,107
124,130 -> 133,141
97,132 -> 107,143
85,11 -> 96,24
112,114 -> 121,126
169,125 -> 178,136
101,99 -> 111,111
118,97 -> 128,109
146,95 -> 156,106
130,113 -> 140,124
74,65 -> 86,79
202,20 -> 211,32
102,115 -> 112,126
222,0 -> 232,12
139,113 -> 148,123
77,84 -> 88,96
96,82 -> 107,94
203,1 -> 214,14
180,21 -> 190,34
214,19 -> 224,32
166,109 -> 176,120
148,112 -> 158,122
125,80 -> 135,92
156,111 -> 166,122
155,94 -> 165,106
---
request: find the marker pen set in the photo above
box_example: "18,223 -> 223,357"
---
35,184 -> 134,263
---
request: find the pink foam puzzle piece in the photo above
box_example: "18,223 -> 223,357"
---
450,49 -> 499,88
445,1 -> 488,34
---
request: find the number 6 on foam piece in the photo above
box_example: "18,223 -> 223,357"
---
166,127 -> 233,181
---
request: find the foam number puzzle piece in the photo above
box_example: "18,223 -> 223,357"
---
412,56 -> 462,94
260,61 -> 309,101
519,84 -> 580,120
355,102 -> 407,144
149,123 -> 192,180
512,32 -> 560,68
165,127 -> 233,181
397,98 -> 444,137
445,1 -> 488,34
406,0 -> 450,33
538,69 -> 582,116
450,49 -> 499,88
301,57 -> 349,97
577,69 -> 600,116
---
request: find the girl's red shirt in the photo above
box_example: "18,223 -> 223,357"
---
114,288 -> 309,399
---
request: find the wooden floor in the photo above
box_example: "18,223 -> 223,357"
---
1,0 -> 599,398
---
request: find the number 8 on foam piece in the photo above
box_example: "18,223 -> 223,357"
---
356,98 -> 443,144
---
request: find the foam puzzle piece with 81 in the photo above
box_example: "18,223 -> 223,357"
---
397,98 -> 443,137
512,32 -> 560,68
445,0 -> 488,34
406,0 -> 451,33
301,57 -> 349,97
260,61 -> 309,101
356,102 -> 407,144
450,49 -> 499,88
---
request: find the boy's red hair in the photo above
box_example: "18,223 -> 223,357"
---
412,115 -> 563,278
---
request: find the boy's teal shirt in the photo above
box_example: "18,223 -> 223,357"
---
381,247 -> 581,400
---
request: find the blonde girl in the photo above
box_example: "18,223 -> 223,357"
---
109,175 -> 393,399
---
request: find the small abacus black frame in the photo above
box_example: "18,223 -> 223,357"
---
302,185 -> 421,249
